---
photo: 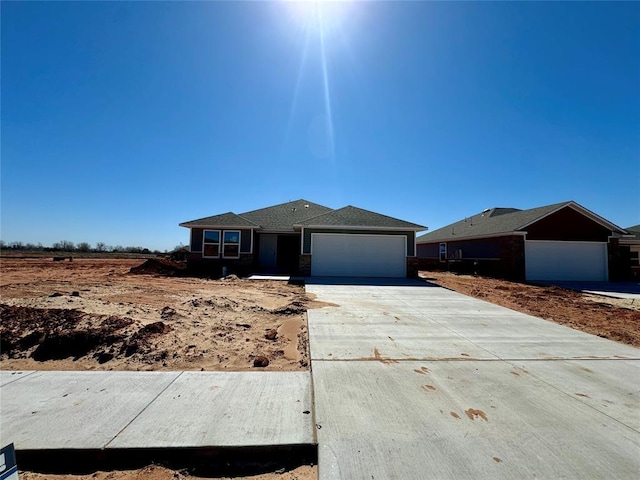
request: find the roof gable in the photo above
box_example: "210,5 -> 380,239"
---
300,205 -> 425,230
240,199 -> 333,230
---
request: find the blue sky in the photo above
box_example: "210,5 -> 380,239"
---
2,1 -> 639,251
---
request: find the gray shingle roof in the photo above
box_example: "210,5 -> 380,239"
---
299,205 -> 426,230
179,212 -> 258,228
239,199 -> 332,230
416,201 -> 574,243
180,200 -> 425,231
626,224 -> 640,240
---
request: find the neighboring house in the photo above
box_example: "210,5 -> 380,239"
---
179,199 -> 426,278
416,201 -> 631,282
621,225 -> 640,280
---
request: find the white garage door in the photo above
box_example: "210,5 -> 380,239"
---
525,241 -> 608,281
311,234 -> 406,278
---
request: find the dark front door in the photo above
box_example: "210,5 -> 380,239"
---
277,235 -> 301,273
259,234 -> 278,269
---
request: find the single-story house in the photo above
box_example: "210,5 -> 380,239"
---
416,201 -> 632,282
620,225 -> 640,280
179,199 -> 426,278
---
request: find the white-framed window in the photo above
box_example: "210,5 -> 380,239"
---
439,243 -> 447,262
203,230 -> 221,258
222,230 -> 240,258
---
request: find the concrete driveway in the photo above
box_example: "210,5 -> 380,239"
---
306,278 -> 640,480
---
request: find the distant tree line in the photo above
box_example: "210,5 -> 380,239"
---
0,240 -> 168,255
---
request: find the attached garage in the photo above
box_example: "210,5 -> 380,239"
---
525,241 -> 608,281
311,233 -> 407,277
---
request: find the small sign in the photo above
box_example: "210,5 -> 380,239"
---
0,444 -> 18,480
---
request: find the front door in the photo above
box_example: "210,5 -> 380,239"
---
259,234 -> 278,268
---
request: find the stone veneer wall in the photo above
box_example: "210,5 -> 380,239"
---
299,254 -> 312,276
186,253 -> 254,276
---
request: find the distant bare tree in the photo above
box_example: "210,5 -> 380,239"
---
52,240 -> 75,251
95,242 -> 107,252
76,242 -> 91,252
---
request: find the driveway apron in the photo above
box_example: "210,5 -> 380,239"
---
305,278 -> 640,480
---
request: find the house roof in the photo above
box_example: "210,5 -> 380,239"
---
416,201 -> 625,243
180,200 -> 425,232
179,199 -> 333,231
299,205 -> 426,230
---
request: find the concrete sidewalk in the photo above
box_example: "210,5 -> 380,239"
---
0,371 -> 313,450
537,281 -> 640,299
306,280 -> 640,479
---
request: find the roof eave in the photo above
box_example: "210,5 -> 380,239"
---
417,231 -> 526,244
179,224 -> 258,229
298,224 -> 426,231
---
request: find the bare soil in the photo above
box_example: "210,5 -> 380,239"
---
0,258 -> 331,371
421,271 -> 640,348
19,465 -> 316,480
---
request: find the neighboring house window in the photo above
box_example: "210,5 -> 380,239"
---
439,243 -> 447,262
631,248 -> 639,268
203,230 -> 220,258
223,231 -> 240,258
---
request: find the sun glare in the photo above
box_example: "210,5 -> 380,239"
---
281,1 -> 356,162
284,0 -> 352,37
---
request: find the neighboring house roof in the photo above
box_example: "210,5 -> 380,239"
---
416,201 -> 625,243
625,224 -> 640,241
240,199 -> 332,230
299,205 -> 426,230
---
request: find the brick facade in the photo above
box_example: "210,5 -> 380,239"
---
406,257 -> 419,278
498,235 -> 526,280
607,237 -> 631,281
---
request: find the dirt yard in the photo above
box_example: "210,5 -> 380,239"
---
0,258 -> 331,372
421,271 -> 640,348
19,465 -> 316,480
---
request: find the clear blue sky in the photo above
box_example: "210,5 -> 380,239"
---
2,1 -> 639,251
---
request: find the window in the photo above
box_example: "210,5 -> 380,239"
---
439,243 -> 447,262
223,230 -> 240,258
631,248 -> 639,268
203,230 -> 220,258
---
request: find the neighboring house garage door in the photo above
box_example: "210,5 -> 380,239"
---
311,234 -> 406,277
525,241 -> 608,281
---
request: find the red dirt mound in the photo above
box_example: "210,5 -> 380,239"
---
128,258 -> 187,276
